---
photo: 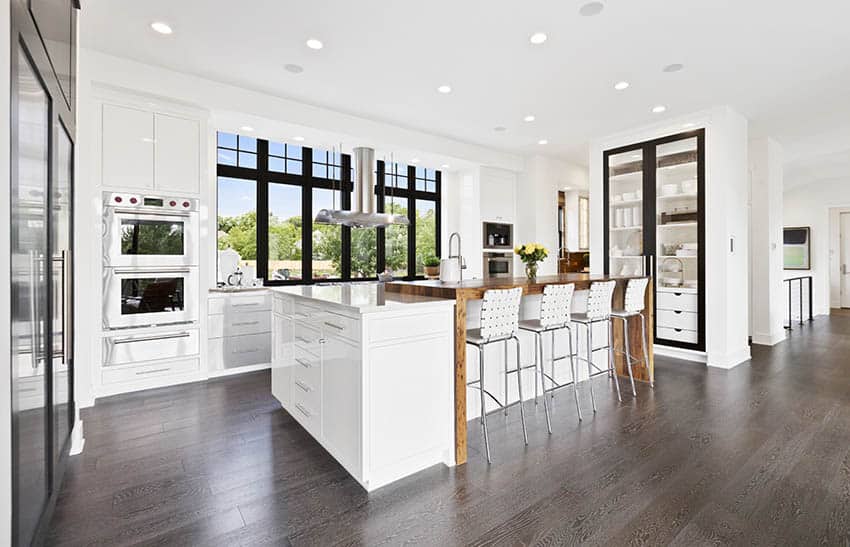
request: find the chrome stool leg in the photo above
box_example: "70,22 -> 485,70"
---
607,320 -> 622,402
537,332 -> 552,434
503,340 -> 509,416
513,336 -> 529,445
620,317 -> 637,397
586,322 -> 597,413
550,330 -> 556,400
568,326 -> 582,421
478,346 -> 491,463
640,313 -> 652,387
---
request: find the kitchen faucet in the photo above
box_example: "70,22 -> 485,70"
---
448,232 -> 467,283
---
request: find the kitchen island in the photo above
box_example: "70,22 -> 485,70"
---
386,273 -> 653,465
269,284 -> 456,491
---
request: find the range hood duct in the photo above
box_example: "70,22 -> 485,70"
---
313,146 -> 410,228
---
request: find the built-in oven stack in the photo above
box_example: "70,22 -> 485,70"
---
100,192 -> 202,394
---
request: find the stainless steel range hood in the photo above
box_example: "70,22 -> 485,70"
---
313,146 -> 410,228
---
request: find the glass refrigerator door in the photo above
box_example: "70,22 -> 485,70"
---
607,149 -> 646,276
655,136 -> 700,345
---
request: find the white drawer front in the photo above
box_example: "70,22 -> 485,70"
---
208,297 -> 226,315
103,329 -> 200,367
224,310 -> 271,337
321,312 -> 360,342
228,293 -> 271,312
273,294 -> 293,316
292,387 -> 321,436
223,332 -> 271,368
293,322 -> 322,356
657,309 -> 698,331
291,368 -> 321,411
657,326 -> 698,344
657,291 -> 698,312
208,314 -> 224,339
208,338 -> 224,371
293,346 -> 321,386
102,357 -> 199,385
293,301 -> 321,322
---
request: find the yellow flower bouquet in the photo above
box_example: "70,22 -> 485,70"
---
515,243 -> 548,280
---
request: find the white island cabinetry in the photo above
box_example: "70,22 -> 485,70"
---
270,285 -> 455,492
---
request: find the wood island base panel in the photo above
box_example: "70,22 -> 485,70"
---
387,274 -> 654,466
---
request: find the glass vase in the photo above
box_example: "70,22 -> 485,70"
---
525,262 -> 538,281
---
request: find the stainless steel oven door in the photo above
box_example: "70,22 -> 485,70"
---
104,208 -> 198,267
484,254 -> 513,278
103,267 -> 198,329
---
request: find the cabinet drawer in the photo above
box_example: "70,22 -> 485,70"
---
103,329 -> 200,367
208,338 -> 224,371
228,293 -> 271,312
657,291 -> 698,312
321,312 -> 360,342
208,314 -> 224,339
208,297 -> 226,315
291,387 -> 321,436
293,322 -> 322,356
291,369 -> 320,411
293,301 -> 321,321
223,332 -> 271,368
102,357 -> 199,385
293,346 -> 321,386
657,326 -> 698,344
224,310 -> 271,337
657,309 -> 698,331
273,294 -> 293,316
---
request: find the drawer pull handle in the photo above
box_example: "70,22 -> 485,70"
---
233,348 -> 260,355
113,332 -> 190,345
323,321 -> 344,331
674,310 -> 682,315
295,380 -> 311,392
295,336 -> 313,344
674,293 -> 682,296
295,358 -> 311,368
295,403 -> 312,418
135,367 -> 171,376
674,328 -> 683,332
232,302 -> 261,307
232,321 -> 260,327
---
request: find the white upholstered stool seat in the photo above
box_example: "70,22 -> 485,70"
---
465,329 -> 512,345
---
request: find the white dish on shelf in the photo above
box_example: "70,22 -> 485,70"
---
613,194 -> 623,202
683,280 -> 698,289
681,242 -> 698,250
682,180 -> 698,194
622,192 -> 636,201
676,249 -> 698,257
661,183 -> 679,196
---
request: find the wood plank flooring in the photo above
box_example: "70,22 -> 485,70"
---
47,315 -> 850,545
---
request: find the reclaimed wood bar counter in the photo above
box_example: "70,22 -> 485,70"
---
386,273 -> 653,465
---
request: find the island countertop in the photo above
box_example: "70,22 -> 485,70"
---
387,273 -> 654,466
269,283 -> 453,314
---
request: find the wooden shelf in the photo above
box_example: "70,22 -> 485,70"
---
658,192 -> 698,200
610,198 -> 643,206
610,226 -> 643,232
658,222 -> 697,229
657,150 -> 697,169
658,255 -> 697,259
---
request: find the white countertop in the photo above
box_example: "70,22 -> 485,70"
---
269,283 -> 454,313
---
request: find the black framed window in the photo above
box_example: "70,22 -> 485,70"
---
216,132 -> 440,284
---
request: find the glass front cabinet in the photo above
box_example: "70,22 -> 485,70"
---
604,130 -> 705,351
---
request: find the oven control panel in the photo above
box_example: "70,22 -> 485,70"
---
105,192 -> 198,212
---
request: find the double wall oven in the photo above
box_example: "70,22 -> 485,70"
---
102,193 -> 199,330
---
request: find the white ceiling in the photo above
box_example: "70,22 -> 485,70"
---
81,0 -> 850,177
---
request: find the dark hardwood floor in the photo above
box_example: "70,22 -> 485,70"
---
47,316 -> 850,546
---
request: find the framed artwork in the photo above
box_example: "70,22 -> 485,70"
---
783,226 -> 811,270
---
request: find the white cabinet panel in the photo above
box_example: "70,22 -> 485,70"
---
657,309 -> 698,331
102,357 -> 198,385
223,332 -> 270,368
223,310 -> 271,337
480,168 -> 516,223
657,326 -> 698,344
102,104 -> 154,189
271,313 -> 292,409
322,335 -> 361,473
154,114 -> 200,194
657,290 -> 698,312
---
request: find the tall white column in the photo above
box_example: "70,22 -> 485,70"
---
749,138 -> 787,345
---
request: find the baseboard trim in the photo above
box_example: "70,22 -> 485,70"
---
751,330 -> 787,346
707,347 -> 752,369
69,419 -> 85,455
654,344 -> 707,363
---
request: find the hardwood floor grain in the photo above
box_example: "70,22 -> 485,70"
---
47,316 -> 850,546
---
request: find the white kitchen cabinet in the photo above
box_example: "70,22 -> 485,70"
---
102,104 -> 154,189
208,291 -> 271,374
154,113 -> 200,194
480,167 -> 516,223
321,333 -> 362,474
271,312 -> 292,410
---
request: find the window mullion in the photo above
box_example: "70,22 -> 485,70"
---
407,165 -> 416,279
256,139 -> 270,282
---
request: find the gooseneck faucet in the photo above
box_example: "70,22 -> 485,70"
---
447,232 -> 467,283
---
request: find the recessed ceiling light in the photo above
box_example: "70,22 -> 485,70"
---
579,2 -> 605,16
284,64 -> 304,74
150,21 -> 173,35
523,115 -> 536,122
682,122 -> 696,128
529,32 -> 548,45
240,126 -> 254,132
651,105 -> 667,113
437,85 -> 452,94
293,136 -> 305,142
494,126 -> 507,132
306,38 -> 323,50
538,139 -> 548,145
663,63 -> 684,73
614,81 -> 630,91
563,186 -> 572,191
411,158 -> 420,164
441,164 -> 450,169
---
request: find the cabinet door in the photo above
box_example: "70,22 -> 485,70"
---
480,170 -> 516,222
604,148 -> 648,277
271,313 -> 292,409
321,335 -> 361,472
102,104 -> 154,189
155,114 -> 200,194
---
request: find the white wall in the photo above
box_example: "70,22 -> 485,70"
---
783,180 -> 850,315
590,106 -> 751,368
1,1 -> 12,542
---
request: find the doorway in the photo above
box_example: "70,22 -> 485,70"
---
841,213 -> 850,308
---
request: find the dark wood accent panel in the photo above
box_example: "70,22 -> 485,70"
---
47,318 -> 850,544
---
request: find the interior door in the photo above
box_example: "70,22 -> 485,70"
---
842,213 -> 850,308
12,45 -> 51,547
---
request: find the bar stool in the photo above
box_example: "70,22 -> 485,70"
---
518,283 -> 581,432
610,277 -> 652,394
466,287 -> 530,463
571,280 -> 620,412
